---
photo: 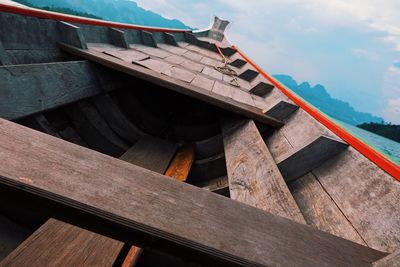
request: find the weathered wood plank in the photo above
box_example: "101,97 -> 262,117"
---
0,118 -> 385,266
277,135 -> 348,182
197,176 -> 230,197
0,39 -> 10,65
1,219 -> 124,267
57,21 -> 87,49
1,137 -> 178,267
60,43 -> 284,128
0,61 -> 103,120
109,28 -> 130,49
120,137 -> 178,174
222,118 -> 305,223
373,249 -> 400,267
289,172 -> 367,245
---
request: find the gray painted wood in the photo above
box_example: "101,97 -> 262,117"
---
0,117 -> 386,266
290,172 -> 367,245
249,82 -> 274,97
141,31 -> 157,48
222,118 -> 305,223
0,61 -> 102,120
163,32 -> 179,46
265,100 -> 299,121
60,44 -> 284,127
277,135 -> 349,183
109,28 -> 130,49
0,39 -> 10,65
57,21 -> 87,49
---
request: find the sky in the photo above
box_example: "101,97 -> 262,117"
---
134,0 -> 400,124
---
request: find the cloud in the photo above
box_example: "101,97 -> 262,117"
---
352,48 -> 379,61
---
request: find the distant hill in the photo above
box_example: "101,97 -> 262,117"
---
274,74 -> 384,125
13,0 -> 191,29
357,123 -> 400,143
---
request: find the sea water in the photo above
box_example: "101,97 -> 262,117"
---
334,119 -> 400,165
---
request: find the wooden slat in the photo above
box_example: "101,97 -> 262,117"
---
141,31 -> 157,48
109,28 -> 130,49
222,118 -> 305,223
265,100 -> 299,121
164,144 -> 194,182
59,43 -> 284,128
289,172 -> 367,245
0,61 -> 103,120
249,82 -> 274,97
277,135 -> 348,182
57,21 -> 87,49
197,176 -> 230,197
122,143 -> 194,266
1,137 -> 178,267
373,249 -> 400,267
163,32 -> 178,46
0,118 -> 386,266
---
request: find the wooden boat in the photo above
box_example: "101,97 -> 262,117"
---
0,2 -> 399,266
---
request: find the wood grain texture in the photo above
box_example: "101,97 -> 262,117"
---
222,118 -> 305,223
373,249 -> 400,267
1,219 -> 124,267
313,146 -> 400,253
0,61 -> 102,120
290,172 -> 366,245
276,135 -> 348,183
0,118 -> 386,266
164,144 -> 194,182
1,137 -> 178,267
197,176 -> 230,197
59,43 -> 284,128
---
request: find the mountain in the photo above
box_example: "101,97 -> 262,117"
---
274,74 -> 384,125
13,0 -> 191,29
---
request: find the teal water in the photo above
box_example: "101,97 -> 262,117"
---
333,119 -> 400,165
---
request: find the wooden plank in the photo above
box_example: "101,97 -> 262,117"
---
222,118 -> 305,223
289,172 -> 367,245
57,21 -> 87,49
163,32 -> 179,46
109,28 -> 130,49
265,100 -> 299,121
59,43 -> 284,128
0,61 -> 103,120
238,69 -> 259,82
1,137 -> 178,267
197,176 -> 230,197
64,101 -> 129,157
120,137 -> 178,174
277,135 -> 348,183
249,82 -> 274,97
92,94 -> 146,143
373,249 -> 400,267
141,31 -> 157,48
0,118 -> 385,266
0,39 -> 10,65
229,58 -> 246,68
164,144 -> 194,182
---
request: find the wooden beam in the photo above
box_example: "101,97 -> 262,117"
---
109,28 -> 130,49
373,249 -> 400,267
249,82 -> 274,97
197,176 -> 230,197
57,21 -> 87,49
229,58 -> 247,68
265,100 -> 299,121
141,31 -> 157,47
277,135 -> 349,183
0,61 -> 102,120
163,32 -> 179,46
1,137 -> 178,267
164,144 -> 194,182
238,69 -> 259,82
222,118 -> 305,223
122,143 -> 194,266
59,43 -> 284,128
0,118 -> 385,266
